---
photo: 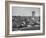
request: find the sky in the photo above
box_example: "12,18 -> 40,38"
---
12,7 -> 40,16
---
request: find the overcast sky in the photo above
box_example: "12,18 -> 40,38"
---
12,7 -> 40,16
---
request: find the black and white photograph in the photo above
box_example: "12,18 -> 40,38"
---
5,2 -> 45,36
9,4 -> 44,35
12,7 -> 40,31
